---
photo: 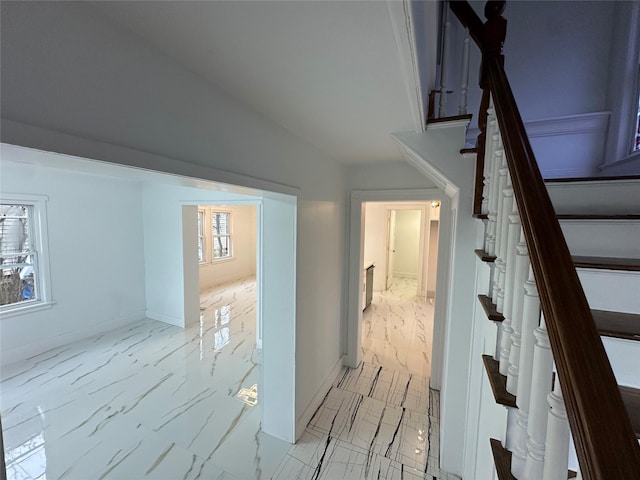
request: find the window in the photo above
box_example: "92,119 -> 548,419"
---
197,210 -> 205,262
212,211 -> 231,259
635,85 -> 640,152
197,207 -> 233,264
0,194 -> 51,316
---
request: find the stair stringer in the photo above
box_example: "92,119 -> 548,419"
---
392,120 -> 489,478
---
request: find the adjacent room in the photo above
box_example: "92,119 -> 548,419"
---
0,144 -> 297,479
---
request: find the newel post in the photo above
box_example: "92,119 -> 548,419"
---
475,1 -> 507,215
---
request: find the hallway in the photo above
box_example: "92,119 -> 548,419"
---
274,279 -> 458,479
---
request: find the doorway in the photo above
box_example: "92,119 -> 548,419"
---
347,189 -> 450,388
182,196 -> 297,443
360,201 -> 439,377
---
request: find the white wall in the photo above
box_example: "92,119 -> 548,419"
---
0,157 -> 146,365
393,209 -> 421,278
393,123 -> 480,476
198,205 -> 257,291
1,1 -> 346,444
143,183 -> 255,327
363,203 -> 388,292
445,1 -> 618,177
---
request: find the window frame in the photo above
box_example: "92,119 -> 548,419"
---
605,2 -> 640,166
0,193 -> 53,318
211,210 -> 233,262
198,207 -> 234,266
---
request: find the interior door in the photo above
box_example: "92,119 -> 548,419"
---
386,209 -> 396,290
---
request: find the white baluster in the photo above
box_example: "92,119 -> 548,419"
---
439,2 -> 451,118
543,378 -> 570,479
512,262 -> 540,478
485,125 -> 500,257
507,219 -> 526,394
523,314 -> 553,480
459,27 -> 470,115
491,145 -> 512,375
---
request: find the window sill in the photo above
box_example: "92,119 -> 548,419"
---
0,301 -> 55,319
199,257 -> 236,267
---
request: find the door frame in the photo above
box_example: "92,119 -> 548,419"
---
383,204 -> 429,295
347,188 -> 451,388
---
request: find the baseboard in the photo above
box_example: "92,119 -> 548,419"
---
1,309 -> 146,367
146,310 -> 184,327
394,272 -> 418,279
295,355 -> 345,440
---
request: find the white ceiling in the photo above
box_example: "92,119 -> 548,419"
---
90,1 -> 432,164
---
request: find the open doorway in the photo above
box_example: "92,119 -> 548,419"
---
347,188 -> 450,390
363,202 -> 439,301
195,204 -> 260,404
360,201 -> 439,377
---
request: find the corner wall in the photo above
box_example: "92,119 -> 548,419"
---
0,157 -> 146,366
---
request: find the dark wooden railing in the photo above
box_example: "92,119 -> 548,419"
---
449,1 -> 640,478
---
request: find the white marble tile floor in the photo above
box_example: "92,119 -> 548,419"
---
273,279 -> 460,480
1,277 -> 459,479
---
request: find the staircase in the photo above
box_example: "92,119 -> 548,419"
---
473,182 -> 640,475
441,1 -> 640,478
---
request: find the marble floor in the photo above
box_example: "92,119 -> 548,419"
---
1,277 -> 458,479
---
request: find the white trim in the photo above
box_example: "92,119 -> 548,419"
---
146,310 -> 184,327
466,111 -> 611,146
393,272 -> 418,279
1,122 -> 302,198
0,300 -> 54,319
392,137 -> 461,199
386,0 -> 426,133
296,355 -> 345,439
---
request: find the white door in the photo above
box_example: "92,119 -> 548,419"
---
386,209 -> 396,290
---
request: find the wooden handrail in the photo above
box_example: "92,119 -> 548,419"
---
450,1 -> 640,477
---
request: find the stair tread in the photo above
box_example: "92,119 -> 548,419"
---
478,295 -> 504,322
482,355 -> 517,407
427,113 -> 473,125
475,249 -> 497,263
572,255 -> 640,271
592,310 -> 640,341
545,174 -> 640,183
620,386 -> 640,439
489,439 -> 516,480
558,214 -> 640,220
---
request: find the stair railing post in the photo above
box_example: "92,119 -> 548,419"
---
542,377 -> 570,479
459,27 -> 470,115
439,1 -> 451,118
484,106 -> 499,255
523,313 -> 554,480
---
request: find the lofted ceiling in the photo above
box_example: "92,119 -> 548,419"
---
89,1 -> 437,164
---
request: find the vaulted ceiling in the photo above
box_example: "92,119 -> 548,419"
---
89,1 -> 438,164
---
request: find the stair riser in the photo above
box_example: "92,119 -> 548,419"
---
561,220 -> 640,258
578,269 -> 640,314
578,268 -> 640,390
547,179 -> 640,215
602,336 -> 640,389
